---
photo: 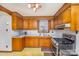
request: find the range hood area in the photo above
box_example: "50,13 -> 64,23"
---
55,23 -> 71,30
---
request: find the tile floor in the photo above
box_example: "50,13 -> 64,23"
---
0,48 -> 54,56
0,48 -> 44,56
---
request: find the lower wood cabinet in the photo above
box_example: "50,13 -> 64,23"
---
39,39 -> 51,48
24,36 -> 52,48
12,36 -> 52,51
24,37 -> 38,47
12,37 -> 24,51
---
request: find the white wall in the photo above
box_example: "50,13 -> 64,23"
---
0,11 -> 12,51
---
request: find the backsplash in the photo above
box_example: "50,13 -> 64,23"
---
12,30 -> 21,36
23,30 -> 39,36
12,28 -> 76,38
12,30 -> 56,37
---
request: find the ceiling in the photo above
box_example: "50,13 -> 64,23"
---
0,3 -> 64,16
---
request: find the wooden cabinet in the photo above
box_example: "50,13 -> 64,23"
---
12,36 -> 52,51
23,19 -> 29,30
24,36 -> 52,48
54,7 -> 71,30
50,20 -> 54,29
24,37 -> 38,47
39,38 -> 51,48
29,20 -> 38,30
63,7 -> 71,24
12,37 -> 24,51
53,18 -> 58,28
12,12 -> 23,30
18,17 -> 23,30
24,37 -> 33,47
53,4 -> 79,31
71,5 -> 79,31
33,38 -> 38,47
23,19 -> 38,30
58,14 -> 63,25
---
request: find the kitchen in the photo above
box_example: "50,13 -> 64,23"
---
0,3 -> 79,56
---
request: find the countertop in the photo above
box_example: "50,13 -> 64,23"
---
12,35 -> 52,38
12,35 -> 26,38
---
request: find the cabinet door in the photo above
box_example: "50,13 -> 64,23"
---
12,38 -> 23,51
39,39 -> 44,48
33,37 -> 38,47
63,7 -> 71,24
50,20 -> 54,29
54,19 -> 58,28
17,17 -> 23,30
71,6 -> 79,31
12,13 -> 17,30
29,20 -> 38,30
71,5 -> 77,31
19,18 -> 23,30
12,13 -> 23,30
16,17 -> 19,30
58,14 -> 63,25
75,6 -> 79,30
43,39 -> 51,48
23,19 -> 29,30
24,37 -> 33,47
76,13 -> 79,30
24,37 -> 38,47
39,39 -> 51,48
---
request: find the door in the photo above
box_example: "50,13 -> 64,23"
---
0,11 -> 12,51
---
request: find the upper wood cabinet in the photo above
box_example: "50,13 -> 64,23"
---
23,19 -> 29,30
53,4 -> 72,30
71,4 -> 79,31
12,12 -> 23,30
50,20 -> 54,29
29,19 -> 38,30
53,18 -> 58,28
62,7 -> 71,24
54,7 -> 71,27
23,16 -> 53,30
57,14 -> 63,25
54,4 -> 79,31
23,19 -> 38,30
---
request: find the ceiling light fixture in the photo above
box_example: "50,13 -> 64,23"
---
27,3 -> 41,12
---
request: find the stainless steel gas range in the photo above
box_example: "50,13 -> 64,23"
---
51,33 -> 76,56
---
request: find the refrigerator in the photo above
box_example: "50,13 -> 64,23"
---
0,11 -> 12,51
